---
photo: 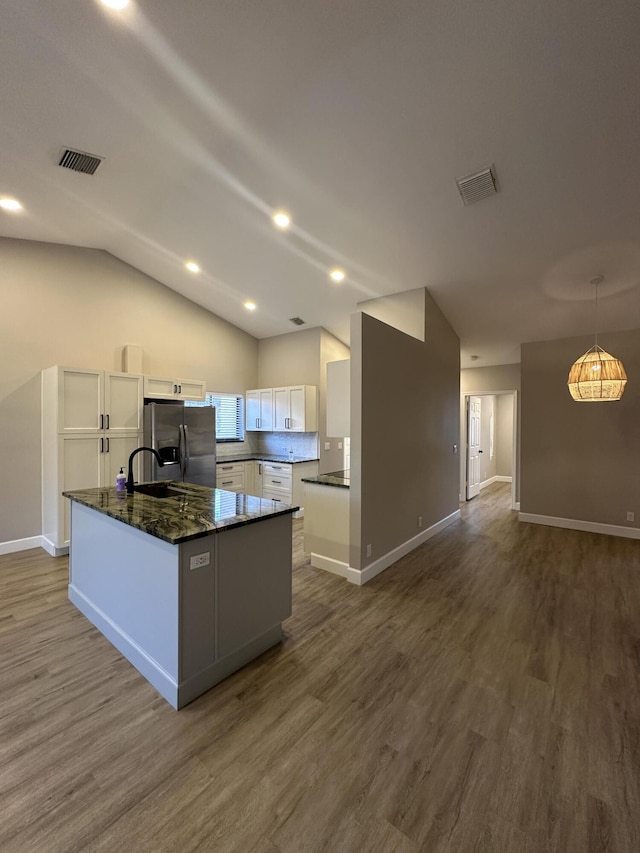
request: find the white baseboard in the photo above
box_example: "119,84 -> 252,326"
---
347,509 -> 461,586
40,537 -> 69,557
0,535 -> 47,556
480,475 -> 512,491
310,553 -> 349,578
519,512 -> 640,541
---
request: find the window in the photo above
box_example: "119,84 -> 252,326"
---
185,393 -> 245,442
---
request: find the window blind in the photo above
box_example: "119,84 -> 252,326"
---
185,393 -> 245,441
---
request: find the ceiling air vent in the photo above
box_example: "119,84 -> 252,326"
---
58,148 -> 103,175
289,317 -> 305,326
456,165 -> 498,206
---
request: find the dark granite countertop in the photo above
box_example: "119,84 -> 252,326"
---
301,470 -> 350,489
216,454 -> 319,465
63,482 -> 299,545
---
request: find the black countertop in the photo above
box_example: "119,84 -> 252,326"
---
301,470 -> 350,489
217,453 -> 319,464
63,482 -> 299,544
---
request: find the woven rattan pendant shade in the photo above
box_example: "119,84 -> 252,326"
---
567,344 -> 627,401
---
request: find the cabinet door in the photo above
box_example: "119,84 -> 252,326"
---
258,389 -> 274,431
105,372 -> 143,432
245,391 -> 260,431
103,433 -> 143,487
289,386 -> 306,431
58,368 -> 103,433
254,461 -> 263,497
273,388 -> 290,431
60,435 -> 103,545
176,379 -> 206,401
144,376 -> 178,399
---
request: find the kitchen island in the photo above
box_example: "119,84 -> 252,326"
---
64,482 -> 298,709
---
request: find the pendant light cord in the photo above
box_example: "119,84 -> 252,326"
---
594,279 -> 598,348
591,274 -> 604,349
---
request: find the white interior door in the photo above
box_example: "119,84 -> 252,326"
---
466,396 -> 482,500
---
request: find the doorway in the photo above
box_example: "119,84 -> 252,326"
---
460,390 -> 519,510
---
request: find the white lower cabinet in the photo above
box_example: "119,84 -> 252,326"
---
45,432 -> 143,553
216,461 -> 245,494
261,461 -> 318,517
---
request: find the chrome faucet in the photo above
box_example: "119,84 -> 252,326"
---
126,446 -> 165,494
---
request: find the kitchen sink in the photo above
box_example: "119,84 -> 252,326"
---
132,483 -> 187,499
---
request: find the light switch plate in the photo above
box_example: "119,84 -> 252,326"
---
324,441 -> 330,450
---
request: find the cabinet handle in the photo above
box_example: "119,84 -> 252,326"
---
273,466 -> 282,470
258,463 -> 262,475
178,384 -> 182,394
272,479 -> 282,484
106,414 -> 110,430
222,480 -> 233,485
221,466 -> 233,470
173,384 -> 178,394
257,418 -> 260,429
100,437 -> 104,453
105,437 -> 110,453
100,414 -> 104,430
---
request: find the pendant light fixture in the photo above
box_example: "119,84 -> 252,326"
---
567,276 -> 627,401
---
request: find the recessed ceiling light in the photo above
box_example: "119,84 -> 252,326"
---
272,211 -> 291,230
100,0 -> 130,9
185,261 -> 200,273
329,268 -> 346,283
244,301 -> 256,311
0,197 -> 23,212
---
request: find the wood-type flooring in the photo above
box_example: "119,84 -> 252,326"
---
0,483 -> 639,852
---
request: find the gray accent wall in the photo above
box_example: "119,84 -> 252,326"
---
521,331 -> 640,529
0,237 -> 258,546
496,394 -> 514,477
349,289 -> 460,571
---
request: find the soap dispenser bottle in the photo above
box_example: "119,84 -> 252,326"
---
116,467 -> 127,492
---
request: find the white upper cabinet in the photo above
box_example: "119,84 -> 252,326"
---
51,367 -> 143,434
273,385 -> 317,432
57,367 -> 103,433
326,359 -> 350,437
143,376 -> 206,401
245,388 -> 274,431
104,373 -> 144,432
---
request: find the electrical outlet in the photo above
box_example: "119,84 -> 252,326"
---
324,441 -> 331,450
627,511 -> 635,522
190,552 -> 210,570
453,444 -> 458,454
338,441 -> 343,449
418,516 -> 422,528
366,544 -> 372,558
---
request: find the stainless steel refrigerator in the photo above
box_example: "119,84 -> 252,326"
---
143,401 -> 216,487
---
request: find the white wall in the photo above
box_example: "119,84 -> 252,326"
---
0,237 -> 258,546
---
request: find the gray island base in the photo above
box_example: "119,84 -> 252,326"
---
65,484 -> 297,709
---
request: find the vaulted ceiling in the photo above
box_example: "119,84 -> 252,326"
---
2,0 -> 640,365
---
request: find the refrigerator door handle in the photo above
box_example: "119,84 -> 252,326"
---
183,424 -> 190,477
178,424 -> 184,478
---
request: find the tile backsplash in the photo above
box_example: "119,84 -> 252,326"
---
216,431 -> 319,459
259,432 -> 319,459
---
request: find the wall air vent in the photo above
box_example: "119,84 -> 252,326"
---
58,148 -> 103,175
289,317 -> 305,326
456,165 -> 498,206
